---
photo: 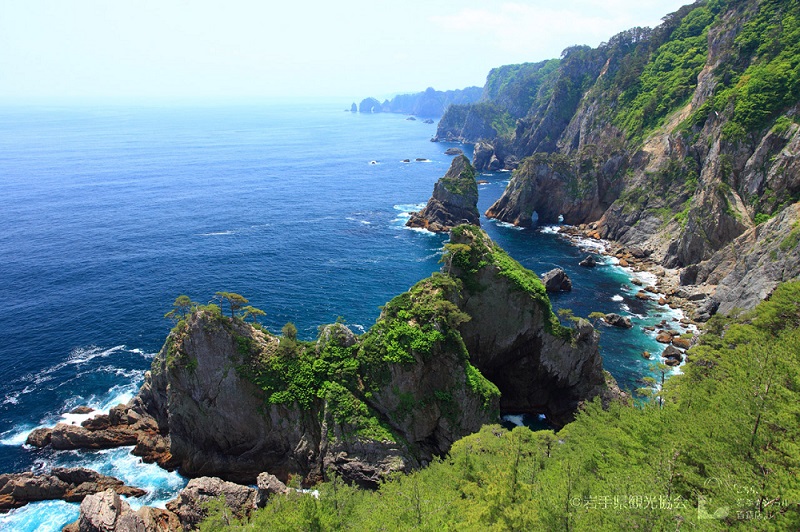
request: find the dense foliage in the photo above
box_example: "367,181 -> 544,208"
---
204,281 -> 800,530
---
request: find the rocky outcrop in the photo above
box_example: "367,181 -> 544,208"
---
166,477 -> 257,530
375,86 -> 483,118
358,98 -> 382,113
406,155 -> 480,232
541,268 -> 572,292
26,403 -> 174,470
603,313 -> 632,329
691,203 -> 800,316
445,226 -> 618,427
40,228 -> 618,491
64,489 -> 180,532
0,468 -> 145,511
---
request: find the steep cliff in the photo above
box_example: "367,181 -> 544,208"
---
126,227 -> 615,486
379,86 -> 483,117
406,155 -> 480,232
442,0 -> 800,314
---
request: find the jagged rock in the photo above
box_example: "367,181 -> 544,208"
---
423,119 -> 434,124
687,292 -> 707,302
406,116 -> 416,121
316,323 -> 357,350
25,427 -> 52,447
656,332 -> 674,344
166,477 -> 257,529
642,351 -> 651,359
696,203 -> 800,314
541,268 -> 573,292
406,155 -> 480,232
672,337 -> 692,349
662,345 -> 683,362
472,141 -> 496,171
68,489 -> 180,532
0,468 -> 145,511
694,297 -> 720,322
444,148 -> 463,155
255,472 -> 289,507
579,255 -> 597,268
603,313 -> 632,329
70,406 -> 95,415
635,291 -> 651,300
449,227 -> 617,428
48,423 -> 138,450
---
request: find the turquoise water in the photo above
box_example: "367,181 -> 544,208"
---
0,103 -> 684,530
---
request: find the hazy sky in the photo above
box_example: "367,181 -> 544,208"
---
0,0 -> 691,103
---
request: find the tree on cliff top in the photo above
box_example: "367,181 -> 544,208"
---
214,292 -> 249,319
164,295 -> 197,322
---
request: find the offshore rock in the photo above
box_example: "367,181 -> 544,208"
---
358,98 -> 382,113
406,155 -> 480,232
541,268 -> 572,292
579,255 -> 597,268
603,313 -> 632,329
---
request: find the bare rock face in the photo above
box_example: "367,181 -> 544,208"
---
67,489 -> 180,532
446,226 -> 615,428
693,203 -> 800,316
255,472 -> 289,507
407,155 -> 480,232
166,477 -> 257,530
541,268 -> 573,292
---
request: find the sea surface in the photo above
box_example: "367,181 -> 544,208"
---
0,102 -> 686,530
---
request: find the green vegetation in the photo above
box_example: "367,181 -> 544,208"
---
615,5 -> 715,142
445,225 -> 571,339
214,291 -> 250,319
206,282 -> 800,530
779,221 -> 800,251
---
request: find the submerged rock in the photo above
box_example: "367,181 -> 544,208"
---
406,155 -> 480,232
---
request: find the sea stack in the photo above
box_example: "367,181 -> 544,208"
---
406,155 -> 480,232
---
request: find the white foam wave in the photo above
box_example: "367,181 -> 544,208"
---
0,500 -> 79,532
405,226 -> 438,235
199,230 -> 234,236
393,203 -> 426,213
0,425 -> 37,446
490,220 -> 524,230
621,304 -> 631,312
611,295 -> 624,302
502,414 -> 525,427
538,225 -> 560,234
3,391 -> 20,405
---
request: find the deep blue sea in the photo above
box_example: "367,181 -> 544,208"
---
0,103 -> 686,530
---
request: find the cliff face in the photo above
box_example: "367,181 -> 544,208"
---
442,0 -> 800,314
130,227 -> 615,485
444,226 -> 614,426
407,155 -> 480,232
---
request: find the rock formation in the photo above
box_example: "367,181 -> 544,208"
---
358,98 -> 382,114
433,0 -> 800,315
0,468 -> 145,511
444,226 -> 618,426
406,155 -> 480,232
541,268 -> 572,292
30,227 -> 619,490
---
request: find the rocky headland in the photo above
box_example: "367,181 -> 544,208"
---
26,226 -> 621,505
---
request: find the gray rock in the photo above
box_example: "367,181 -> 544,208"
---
255,472 -> 289,507
541,268 -> 573,292
662,345 -> 683,361
444,148 -> 463,156
406,155 -> 480,232
603,313 -> 632,329
579,255 -> 597,268
166,477 -> 257,529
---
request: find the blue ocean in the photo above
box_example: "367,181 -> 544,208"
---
0,103 -> 683,530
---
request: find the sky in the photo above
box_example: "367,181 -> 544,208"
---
0,0 -> 692,103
